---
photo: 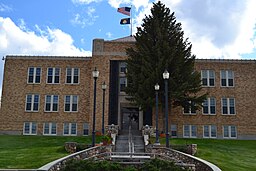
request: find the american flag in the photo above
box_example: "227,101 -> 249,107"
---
117,7 -> 131,16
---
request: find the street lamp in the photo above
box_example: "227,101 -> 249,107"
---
92,67 -> 99,147
101,81 -> 107,135
163,69 -> 169,148
154,83 -> 160,145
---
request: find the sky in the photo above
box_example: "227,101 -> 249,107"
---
0,0 -> 256,97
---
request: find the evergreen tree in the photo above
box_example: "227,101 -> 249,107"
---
125,1 -> 206,112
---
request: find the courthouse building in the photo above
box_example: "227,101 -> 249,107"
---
0,36 -> 255,139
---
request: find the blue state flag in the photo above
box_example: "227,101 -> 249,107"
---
120,18 -> 130,25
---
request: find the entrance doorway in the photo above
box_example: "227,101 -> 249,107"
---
121,107 -> 139,130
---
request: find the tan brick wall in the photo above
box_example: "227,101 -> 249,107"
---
1,38 -> 256,139
0,57 -> 93,135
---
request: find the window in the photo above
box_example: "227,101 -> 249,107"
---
43,122 -> 57,135
83,123 -> 89,136
64,95 -> 78,112
28,67 -> 41,83
221,70 -> 234,87
201,70 -> 215,86
223,125 -> 237,138
23,122 -> 37,135
171,125 -> 177,137
120,77 -> 127,92
66,68 -> 79,84
183,101 -> 196,114
63,123 -> 77,135
203,125 -> 217,138
45,95 -> 59,112
183,125 -> 197,138
120,62 -> 127,73
222,98 -> 235,115
26,94 -> 40,112
203,97 -> 216,115
47,68 -> 60,84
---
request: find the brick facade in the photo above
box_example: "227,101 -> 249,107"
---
0,37 -> 255,139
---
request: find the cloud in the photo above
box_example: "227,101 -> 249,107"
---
0,3 -> 12,12
72,0 -> 102,5
0,17 -> 91,56
130,0 -> 256,59
70,7 -> 98,27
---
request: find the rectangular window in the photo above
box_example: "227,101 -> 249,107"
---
83,123 -> 89,136
28,67 -> 41,84
64,95 -> 78,112
66,68 -> 79,84
223,125 -> 237,138
183,125 -> 197,138
201,70 -> 215,86
170,125 -> 177,137
120,62 -> 127,73
203,125 -> 217,138
26,94 -> 39,112
63,123 -> 77,135
43,122 -> 57,135
222,98 -> 235,115
23,122 -> 37,135
221,70 -> 234,87
120,77 -> 127,92
203,97 -> 216,115
45,95 -> 59,112
47,68 -> 60,84
183,101 -> 196,114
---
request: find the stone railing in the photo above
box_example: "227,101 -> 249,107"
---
145,145 -> 221,171
38,145 -> 112,171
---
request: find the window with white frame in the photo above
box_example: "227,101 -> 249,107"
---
45,95 -> 59,112
25,94 -> 40,112
183,125 -> 197,138
203,97 -> 216,115
171,125 -> 177,137
47,68 -> 60,84
222,98 -> 235,115
119,77 -> 127,92
83,123 -> 89,136
28,67 -> 41,84
66,68 -> 79,84
120,62 -> 127,73
23,122 -> 37,135
43,122 -> 57,135
223,125 -> 237,138
203,125 -> 217,138
64,95 -> 78,112
63,123 -> 77,135
201,70 -> 215,86
183,101 -> 196,114
221,70 -> 234,87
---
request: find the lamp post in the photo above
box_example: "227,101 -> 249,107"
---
101,82 -> 107,135
154,83 -> 160,145
163,69 -> 169,148
92,67 -> 99,147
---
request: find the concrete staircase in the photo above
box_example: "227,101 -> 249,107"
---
115,129 -> 145,153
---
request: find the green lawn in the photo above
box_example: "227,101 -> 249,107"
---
0,135 -> 255,171
161,138 -> 256,171
0,135 -> 100,169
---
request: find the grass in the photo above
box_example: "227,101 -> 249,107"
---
159,138 -> 256,171
0,135 -> 100,169
0,135 -> 255,171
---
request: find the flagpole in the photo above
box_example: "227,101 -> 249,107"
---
130,5 -> 132,36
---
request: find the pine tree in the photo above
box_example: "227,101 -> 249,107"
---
125,1 -> 206,111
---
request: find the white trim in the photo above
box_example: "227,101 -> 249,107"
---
46,67 -> 61,84
27,67 -> 41,84
221,97 -> 236,115
64,95 -> 79,112
203,125 -> 217,138
43,122 -> 57,135
25,94 -> 40,112
63,123 -> 77,136
183,125 -> 197,138
201,70 -> 215,87
220,70 -> 235,87
23,122 -> 37,135
65,68 -> 80,84
44,95 -> 59,112
223,125 -> 237,139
